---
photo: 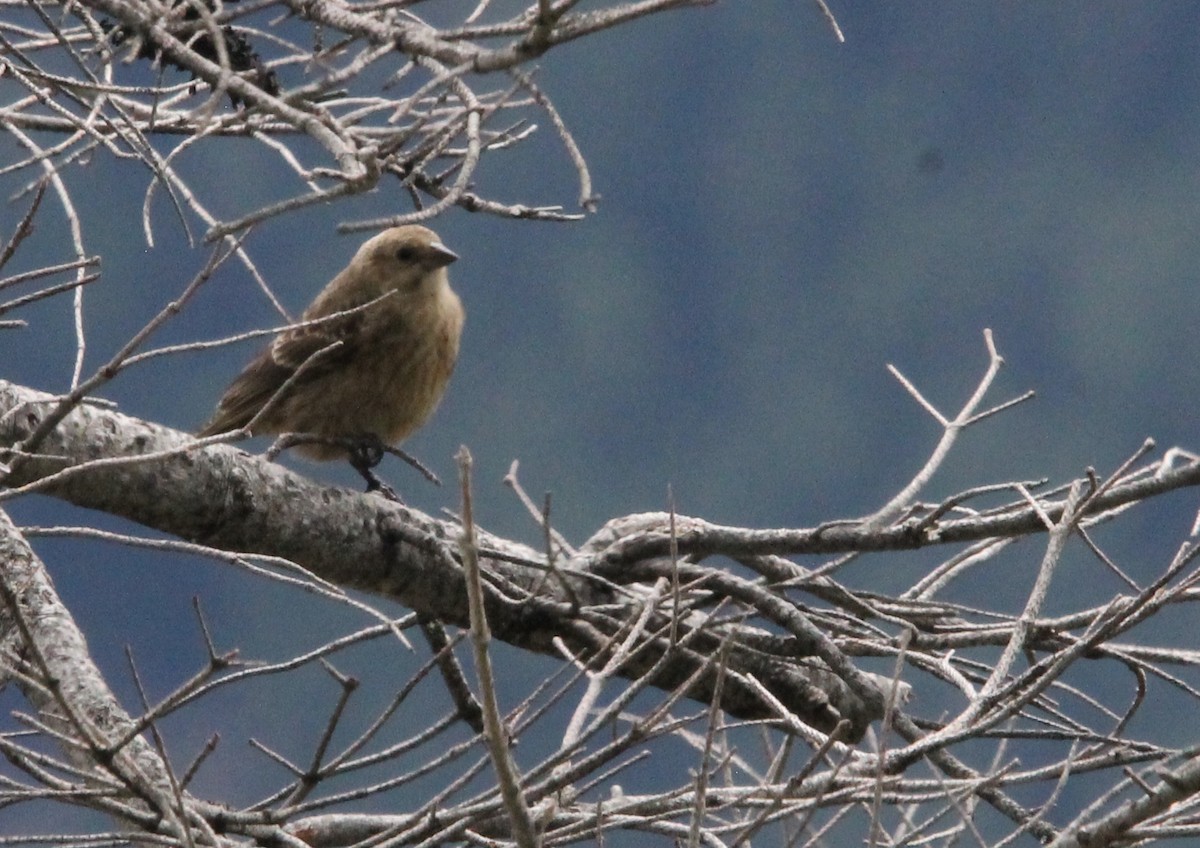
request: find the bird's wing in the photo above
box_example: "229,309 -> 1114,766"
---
198,312 -> 371,438
269,310 -> 363,372
197,278 -> 384,438
196,344 -> 294,437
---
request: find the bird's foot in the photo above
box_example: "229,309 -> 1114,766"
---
348,433 -> 386,470
348,434 -> 404,502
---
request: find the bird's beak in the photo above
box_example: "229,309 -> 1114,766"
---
426,242 -> 459,268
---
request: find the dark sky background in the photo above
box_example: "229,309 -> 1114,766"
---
3,1 -> 1200,839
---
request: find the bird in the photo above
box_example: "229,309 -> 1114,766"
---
198,225 -> 464,491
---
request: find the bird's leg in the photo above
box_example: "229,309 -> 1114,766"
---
347,434 -> 402,502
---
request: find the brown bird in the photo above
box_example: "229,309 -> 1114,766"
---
198,225 -> 464,488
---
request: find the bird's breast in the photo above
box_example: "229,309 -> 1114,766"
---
267,294 -> 463,456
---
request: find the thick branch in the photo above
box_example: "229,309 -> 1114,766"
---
581,459 -> 1200,568
0,379 -> 885,740
0,508 -> 215,840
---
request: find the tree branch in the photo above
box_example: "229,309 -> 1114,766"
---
0,378 -> 886,740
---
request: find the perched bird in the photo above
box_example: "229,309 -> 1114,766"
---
198,225 -> 464,485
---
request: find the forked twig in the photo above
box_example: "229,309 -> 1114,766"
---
868,329 -> 1034,528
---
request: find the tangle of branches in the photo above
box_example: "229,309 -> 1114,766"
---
8,2 -> 1200,847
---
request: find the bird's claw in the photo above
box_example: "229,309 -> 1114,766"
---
348,433 -> 387,470
348,434 -> 404,502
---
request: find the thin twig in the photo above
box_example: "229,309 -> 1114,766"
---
456,445 -> 540,847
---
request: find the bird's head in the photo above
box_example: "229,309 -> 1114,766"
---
358,225 -> 459,296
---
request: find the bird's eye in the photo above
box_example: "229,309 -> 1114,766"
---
396,246 -> 418,263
